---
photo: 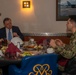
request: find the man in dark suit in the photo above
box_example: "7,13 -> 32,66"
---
0,18 -> 24,75
0,17 -> 24,41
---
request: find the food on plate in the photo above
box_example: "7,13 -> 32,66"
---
34,45 -> 43,50
34,45 -> 38,49
27,45 -> 35,48
1,46 -> 8,53
23,44 -> 43,50
38,45 -> 43,49
20,51 -> 32,57
23,45 -> 35,49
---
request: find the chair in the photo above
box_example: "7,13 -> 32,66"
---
8,54 -> 58,75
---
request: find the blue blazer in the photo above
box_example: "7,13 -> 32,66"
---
0,26 -> 24,40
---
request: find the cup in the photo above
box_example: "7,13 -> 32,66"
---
47,48 -> 54,53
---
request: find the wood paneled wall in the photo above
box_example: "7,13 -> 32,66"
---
24,36 -> 70,44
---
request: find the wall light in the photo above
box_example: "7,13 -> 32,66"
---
23,1 -> 30,8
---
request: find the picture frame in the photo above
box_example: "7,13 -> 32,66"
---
56,0 -> 76,21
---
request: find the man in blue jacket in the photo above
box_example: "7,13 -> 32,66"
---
0,17 -> 24,41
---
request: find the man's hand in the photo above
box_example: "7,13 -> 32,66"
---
13,32 -> 19,37
55,39 -> 65,46
49,39 -> 57,48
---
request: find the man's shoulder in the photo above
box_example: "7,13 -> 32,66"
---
12,26 -> 18,28
12,26 -> 19,29
0,27 -> 5,34
0,27 -> 5,30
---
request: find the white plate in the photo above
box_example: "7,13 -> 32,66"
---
11,37 -> 23,46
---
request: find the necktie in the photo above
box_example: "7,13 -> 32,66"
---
8,29 -> 12,41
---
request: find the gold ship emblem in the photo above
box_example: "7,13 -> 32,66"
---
29,64 -> 52,75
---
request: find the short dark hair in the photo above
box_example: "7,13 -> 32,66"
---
69,15 -> 76,23
3,17 -> 11,24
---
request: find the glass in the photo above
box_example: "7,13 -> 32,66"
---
42,39 -> 48,53
17,42 -> 20,49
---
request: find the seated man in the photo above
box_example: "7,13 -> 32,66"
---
50,15 -> 76,75
0,17 -> 24,41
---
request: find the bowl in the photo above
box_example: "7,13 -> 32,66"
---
47,48 -> 54,53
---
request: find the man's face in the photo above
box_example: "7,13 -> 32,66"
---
4,20 -> 12,29
66,19 -> 73,32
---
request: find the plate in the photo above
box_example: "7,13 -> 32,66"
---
11,37 -> 23,46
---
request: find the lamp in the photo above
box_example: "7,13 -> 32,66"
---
23,1 -> 30,8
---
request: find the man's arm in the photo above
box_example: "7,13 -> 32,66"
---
16,27 -> 24,40
50,39 -> 76,59
12,26 -> 24,40
55,44 -> 76,59
0,27 -> 6,39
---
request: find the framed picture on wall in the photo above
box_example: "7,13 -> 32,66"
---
56,0 -> 76,21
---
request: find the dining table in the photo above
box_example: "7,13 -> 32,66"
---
0,49 -> 46,67
0,57 -> 21,67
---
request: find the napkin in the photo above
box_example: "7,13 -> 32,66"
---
5,43 -> 21,58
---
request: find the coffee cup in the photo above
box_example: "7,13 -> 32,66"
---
47,48 -> 54,53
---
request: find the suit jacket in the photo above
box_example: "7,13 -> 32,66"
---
0,26 -> 24,40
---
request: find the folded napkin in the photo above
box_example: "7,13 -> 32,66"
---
5,43 -> 21,58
